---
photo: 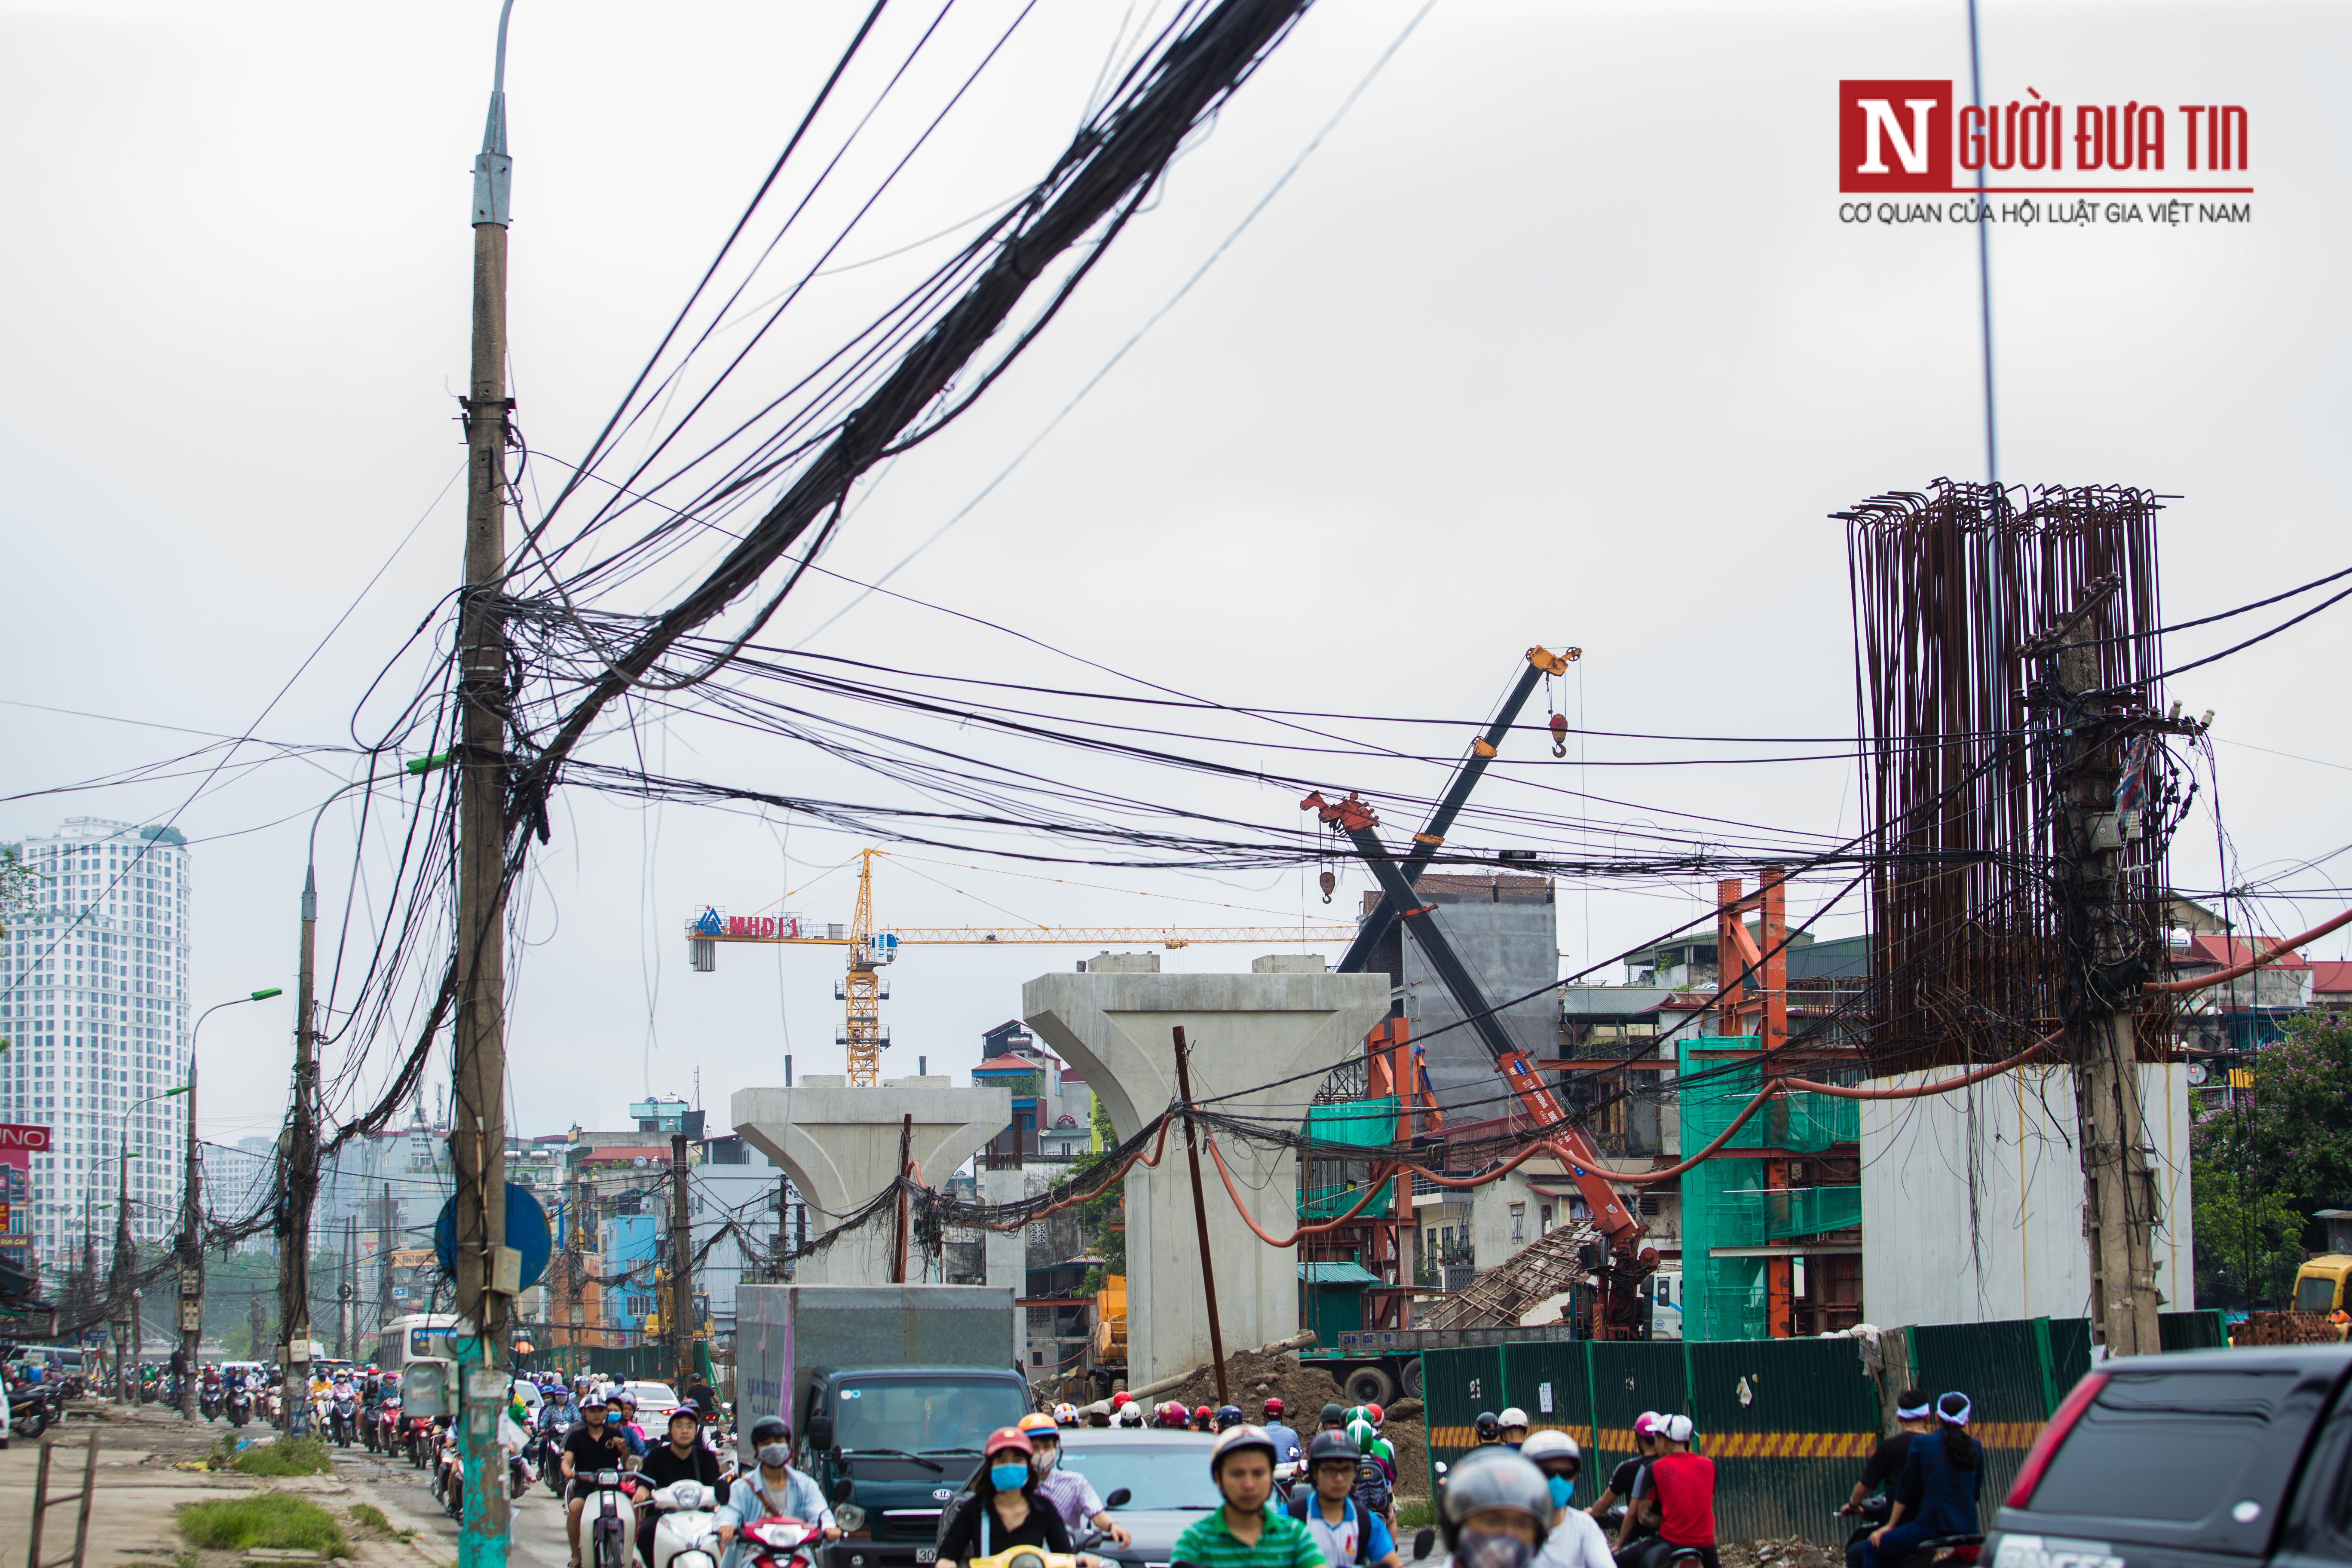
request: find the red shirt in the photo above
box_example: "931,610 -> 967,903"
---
1647,1452 -> 1716,1546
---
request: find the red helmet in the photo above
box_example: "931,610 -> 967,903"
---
1156,1401 -> 1189,1429
1366,1402 -> 1385,1427
1111,1391 -> 1133,1409
1195,1405 -> 1213,1418
1262,1397 -> 1284,1417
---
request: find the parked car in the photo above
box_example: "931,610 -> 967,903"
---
1991,1343 -> 2352,1568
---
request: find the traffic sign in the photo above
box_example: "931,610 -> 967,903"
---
432,1182 -> 551,1291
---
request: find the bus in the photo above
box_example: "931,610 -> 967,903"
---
377,1312 -> 465,1373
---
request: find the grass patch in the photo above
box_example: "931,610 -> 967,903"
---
348,1503 -> 394,1533
227,1435 -> 335,1476
177,1495 -> 350,1558
1394,1498 -> 1433,1529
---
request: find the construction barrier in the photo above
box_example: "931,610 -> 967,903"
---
1418,1310 -> 2231,1546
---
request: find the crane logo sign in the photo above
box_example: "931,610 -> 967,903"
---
698,907 -> 814,940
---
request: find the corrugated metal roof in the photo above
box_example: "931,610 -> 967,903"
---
1298,1262 -> 1381,1284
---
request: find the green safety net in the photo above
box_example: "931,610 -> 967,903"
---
1677,1041 -> 1861,1341
1298,1097 -> 1400,1219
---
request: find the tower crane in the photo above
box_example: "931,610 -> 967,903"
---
688,848 -> 1357,1087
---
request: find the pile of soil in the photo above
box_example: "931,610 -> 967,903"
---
1153,1348 -> 1431,1507
1720,1539 -> 1840,1568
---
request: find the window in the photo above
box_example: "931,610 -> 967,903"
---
1509,1202 -> 1526,1242
1539,1204 -> 1553,1234
2030,1369 -> 2298,1522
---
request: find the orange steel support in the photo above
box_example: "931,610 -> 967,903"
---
1718,868 -> 1795,1337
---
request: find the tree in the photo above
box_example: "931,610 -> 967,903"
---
2191,1013 -> 2352,1306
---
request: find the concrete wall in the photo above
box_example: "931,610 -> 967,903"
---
1024,962 -> 1387,1384
1860,1062 -> 2195,1327
1403,887 -> 1559,1117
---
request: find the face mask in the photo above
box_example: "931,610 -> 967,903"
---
1031,1449 -> 1058,1474
991,1463 -> 1030,1492
1547,1475 -> 1575,1510
1458,1531 -> 1535,1568
758,1444 -> 792,1469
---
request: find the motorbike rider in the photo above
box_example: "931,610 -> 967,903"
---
1472,1412 -> 1506,1449
637,1406 -> 729,1568
1497,1409 -> 1531,1451
1172,1425 -> 1324,1568
1589,1413 -> 1657,1546
1260,1398 -> 1302,1467
1318,1404 -> 1348,1437
1522,1432 -> 1612,1568
1019,1410 -> 1134,1548
541,1381 -> 581,1437
1430,1446 -> 1553,1568
1841,1390 -> 1935,1565
714,1416 -> 840,1568
1864,1393 -> 1982,1568
564,1391 -> 640,1568
1284,1430 -> 1401,1568
937,1427 -> 1099,1568
1626,1416 -> 1714,1568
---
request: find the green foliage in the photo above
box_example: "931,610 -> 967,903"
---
1068,1097 -> 1127,1288
177,1495 -> 350,1556
347,1503 -> 404,1537
1394,1498 -> 1433,1528
227,1435 -> 334,1476
2191,1014 -> 2352,1306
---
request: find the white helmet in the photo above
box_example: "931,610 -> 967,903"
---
1656,1414 -> 1695,1444
1521,1429 -> 1580,1462
1498,1406 -> 1530,1430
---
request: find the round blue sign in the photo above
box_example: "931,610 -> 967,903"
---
432,1182 -> 552,1291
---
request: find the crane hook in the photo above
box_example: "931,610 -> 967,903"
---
1550,713 -> 1569,758
1318,870 -> 1335,904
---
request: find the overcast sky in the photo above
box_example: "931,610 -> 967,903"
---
4,0 -> 2345,1152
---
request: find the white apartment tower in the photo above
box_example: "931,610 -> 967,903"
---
1,816 -> 194,1276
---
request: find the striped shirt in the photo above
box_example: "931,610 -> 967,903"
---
1034,1464 -> 1105,1534
1173,1507 -> 1326,1568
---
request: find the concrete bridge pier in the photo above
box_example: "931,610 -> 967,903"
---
1023,954 -> 1387,1386
733,1076 -> 1010,1286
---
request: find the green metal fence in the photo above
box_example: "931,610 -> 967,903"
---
1688,1338 -> 1880,1543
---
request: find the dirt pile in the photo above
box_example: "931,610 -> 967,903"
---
1152,1350 -> 1430,1504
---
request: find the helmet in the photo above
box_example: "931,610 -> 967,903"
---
1017,1412 -> 1059,1436
1216,1404 -> 1243,1430
1262,1396 -> 1284,1418
1158,1402 -> 1190,1429
984,1426 -> 1036,1458
668,1404 -> 704,1427
1498,1406 -> 1530,1430
1632,1411 -> 1660,1439
1347,1419 -> 1378,1452
1473,1411 -> 1503,1442
1319,1403 -> 1347,1428
1438,1447 -> 1554,1552
1306,1429 -> 1360,1467
1210,1424 -> 1280,1476
1345,1405 -> 1370,1427
1111,1391 -> 1133,1409
1656,1414 -> 1695,1445
1366,1402 -> 1385,1427
750,1415 -> 791,1448
1195,1405 -> 1214,1420
1521,1430 -> 1580,1464
1053,1403 -> 1079,1426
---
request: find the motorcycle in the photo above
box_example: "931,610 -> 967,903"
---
580,1468 -> 639,1568
407,1415 -> 436,1468
736,1513 -> 824,1568
1839,1500 -> 1985,1568
9,1381 -> 64,1441
199,1381 -> 224,1422
647,1479 -> 726,1568
330,1389 -> 358,1446
225,1383 -> 253,1429
432,1425 -> 464,1519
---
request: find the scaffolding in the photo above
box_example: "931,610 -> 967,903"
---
1677,1038 -> 1861,1340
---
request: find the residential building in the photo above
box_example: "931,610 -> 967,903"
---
974,1021 -> 1093,1164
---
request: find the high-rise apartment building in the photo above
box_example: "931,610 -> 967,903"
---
0,815 -> 194,1276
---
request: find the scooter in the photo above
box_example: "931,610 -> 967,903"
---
647,1479 -> 726,1568
199,1381 -> 224,1422
580,1468 -> 640,1568
736,1513 -> 823,1568
224,1383 -> 253,1429
1838,1500 -> 1985,1568
331,1389 -> 358,1446
9,1381 -> 63,1441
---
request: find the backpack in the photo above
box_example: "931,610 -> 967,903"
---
1288,1493 -> 1374,1566
1352,1456 -> 1393,1522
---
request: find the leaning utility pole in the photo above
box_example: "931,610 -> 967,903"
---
2049,591 -> 2165,1357
451,6 -> 518,1562
276,864 -> 321,1433
670,1133 -> 695,1388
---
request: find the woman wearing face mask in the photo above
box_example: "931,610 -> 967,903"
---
714,1417 -> 841,1568
1435,1449 -> 1554,1568
937,1428 -> 1090,1568
1521,1433 -> 1613,1568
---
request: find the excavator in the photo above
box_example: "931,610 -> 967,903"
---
1308,646 -> 1659,1339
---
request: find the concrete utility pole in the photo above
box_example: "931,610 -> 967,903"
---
2052,598 -> 2164,1357
278,864 -> 321,1433
377,1182 -> 395,1351
670,1133 -> 694,1387
111,1128 -> 137,1398
452,5 -> 517,1563
1170,1028 -> 1229,1408
180,1058 -> 202,1420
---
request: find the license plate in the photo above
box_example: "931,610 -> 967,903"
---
915,1553 -> 937,1563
